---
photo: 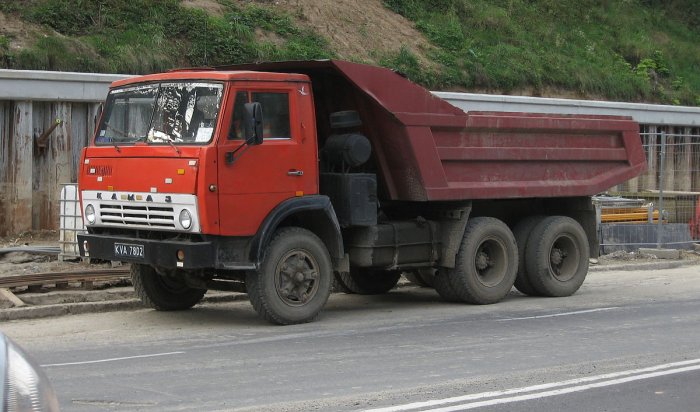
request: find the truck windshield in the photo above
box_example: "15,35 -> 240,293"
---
96,82 -> 224,145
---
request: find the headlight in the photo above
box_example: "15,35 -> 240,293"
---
1,333 -> 60,412
85,204 -> 96,224
179,209 -> 192,230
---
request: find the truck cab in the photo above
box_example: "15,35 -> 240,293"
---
81,70 -> 319,238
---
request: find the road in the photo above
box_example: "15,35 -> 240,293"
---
3,264 -> 700,412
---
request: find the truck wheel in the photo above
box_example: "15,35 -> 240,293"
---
332,272 -> 353,293
525,216 -> 589,297
512,216 -> 545,296
433,269 -> 461,302
246,227 -> 332,325
336,269 -> 401,294
131,264 -> 206,311
449,217 -> 518,304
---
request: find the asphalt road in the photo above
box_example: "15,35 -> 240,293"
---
3,264 -> 700,412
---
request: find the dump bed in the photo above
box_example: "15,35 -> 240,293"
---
222,60 -> 646,202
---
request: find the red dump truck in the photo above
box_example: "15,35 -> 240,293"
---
77,60 -> 646,324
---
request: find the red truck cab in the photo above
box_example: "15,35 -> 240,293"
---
80,70 -> 319,239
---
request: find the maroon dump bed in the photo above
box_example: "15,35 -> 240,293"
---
221,60 -> 646,202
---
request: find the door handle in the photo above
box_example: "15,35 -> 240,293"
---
287,170 -> 304,176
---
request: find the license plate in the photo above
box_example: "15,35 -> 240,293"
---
114,243 -> 145,259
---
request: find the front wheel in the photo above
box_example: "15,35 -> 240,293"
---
131,264 -> 206,311
246,227 -> 332,325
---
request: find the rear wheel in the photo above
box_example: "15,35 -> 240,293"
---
448,217 -> 518,304
332,272 -> 353,293
246,227 -> 332,325
433,268 -> 461,302
336,269 -> 401,295
512,216 -> 545,296
525,216 -> 589,297
131,264 -> 206,311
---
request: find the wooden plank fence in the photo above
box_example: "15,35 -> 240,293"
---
0,70 -> 125,237
0,100 -> 102,236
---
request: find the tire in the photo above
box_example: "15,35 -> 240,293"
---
131,264 -> 206,311
448,217 -> 518,304
433,268 -> 461,302
512,216 -> 545,296
246,227 -> 332,325
332,271 -> 353,293
336,268 -> 401,295
525,216 -> 589,297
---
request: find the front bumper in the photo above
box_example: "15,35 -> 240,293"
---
78,233 -> 216,269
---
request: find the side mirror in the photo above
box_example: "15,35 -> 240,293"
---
243,102 -> 264,145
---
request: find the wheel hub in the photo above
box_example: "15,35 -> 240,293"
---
475,250 -> 490,271
550,247 -> 567,267
276,251 -> 319,306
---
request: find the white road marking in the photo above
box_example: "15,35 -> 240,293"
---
426,364 -> 700,412
364,358 -> 700,412
496,307 -> 620,321
41,351 -> 185,367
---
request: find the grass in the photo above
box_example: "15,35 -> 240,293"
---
0,0 -> 699,105
381,0 -> 700,104
0,0 -> 333,74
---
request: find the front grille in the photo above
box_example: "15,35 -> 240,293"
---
82,190 -> 200,233
99,203 -> 176,228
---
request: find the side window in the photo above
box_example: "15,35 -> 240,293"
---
228,91 -> 249,140
252,92 -> 291,139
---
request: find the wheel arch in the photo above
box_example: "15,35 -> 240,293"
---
250,195 -> 344,265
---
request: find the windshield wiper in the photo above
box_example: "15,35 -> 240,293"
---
147,128 -> 180,155
102,124 -> 128,151
165,136 -> 181,155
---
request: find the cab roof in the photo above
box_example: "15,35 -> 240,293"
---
110,70 -> 310,88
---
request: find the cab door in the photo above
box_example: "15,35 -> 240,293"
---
217,83 -> 317,236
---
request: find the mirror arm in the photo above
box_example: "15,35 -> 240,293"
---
225,141 -> 252,165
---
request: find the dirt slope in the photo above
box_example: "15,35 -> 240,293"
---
271,0 -> 431,64
0,11 -> 47,51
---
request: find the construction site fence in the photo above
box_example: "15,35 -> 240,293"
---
601,128 -> 700,254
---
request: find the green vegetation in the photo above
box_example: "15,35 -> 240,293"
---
382,0 -> 700,104
0,0 -> 332,74
0,0 -> 699,105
